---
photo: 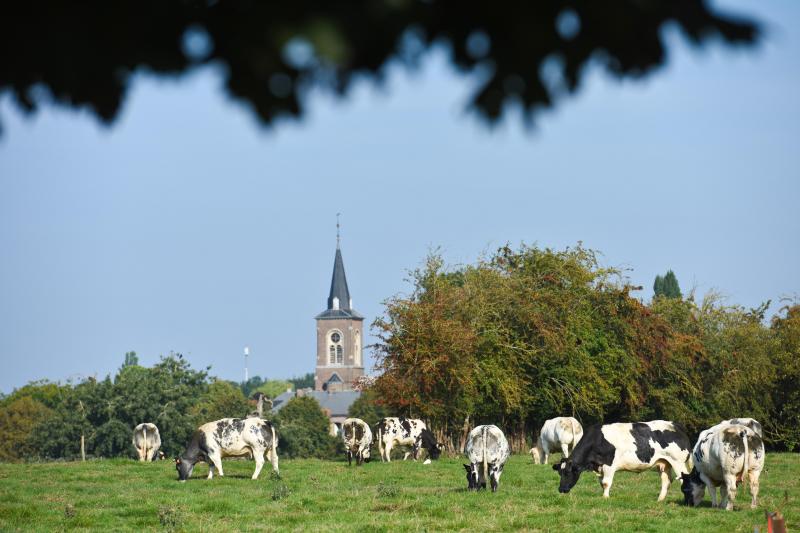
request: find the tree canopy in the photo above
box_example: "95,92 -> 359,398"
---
654,270 -> 682,299
370,245 -> 798,452
0,1 -> 758,134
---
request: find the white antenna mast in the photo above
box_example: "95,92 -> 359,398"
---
244,345 -> 250,383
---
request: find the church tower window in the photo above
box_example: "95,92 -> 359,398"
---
329,330 -> 343,365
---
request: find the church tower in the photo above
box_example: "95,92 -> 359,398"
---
314,221 -> 364,392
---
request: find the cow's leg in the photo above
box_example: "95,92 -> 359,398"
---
251,450 -> 265,480
385,442 -> 393,463
722,474 -> 737,511
600,465 -> 616,498
269,446 -> 280,475
207,463 -> 214,479
209,453 -> 224,477
137,447 -> 146,462
699,472 -> 717,508
749,470 -> 760,509
561,441 -> 570,459
657,461 -> 672,502
347,451 -> 352,466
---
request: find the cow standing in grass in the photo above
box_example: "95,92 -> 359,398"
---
376,417 -> 441,463
553,420 -> 692,501
342,417 -> 372,466
132,423 -> 161,462
531,417 -> 583,464
175,418 -> 279,481
681,423 -> 764,510
464,425 -> 510,492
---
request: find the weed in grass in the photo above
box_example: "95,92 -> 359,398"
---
63,503 -> 75,519
271,482 -> 290,501
376,481 -> 400,498
157,505 -> 184,531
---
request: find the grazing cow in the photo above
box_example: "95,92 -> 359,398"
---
175,418 -> 279,482
531,417 -> 583,464
681,424 -> 764,510
376,417 -> 441,462
464,425 -> 510,492
553,420 -> 692,501
342,417 -> 373,466
132,423 -> 161,462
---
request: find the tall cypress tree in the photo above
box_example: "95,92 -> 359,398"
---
654,270 -> 681,299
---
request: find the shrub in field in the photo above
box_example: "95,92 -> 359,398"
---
0,396 -> 53,461
274,397 -> 340,459
189,379 -> 250,425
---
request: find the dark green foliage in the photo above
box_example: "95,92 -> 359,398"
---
347,389 -> 387,428
93,420 -> 132,458
288,373 -> 315,390
0,397 -> 53,462
274,397 -> 340,459
770,304 -> 800,451
654,270 -> 682,299
122,351 -> 138,368
240,376 -> 265,398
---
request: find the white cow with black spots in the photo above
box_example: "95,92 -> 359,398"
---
464,425 -> 511,492
342,417 -> 372,466
681,423 -> 764,510
376,417 -> 441,462
553,420 -> 692,501
530,417 -> 583,464
175,418 -> 279,481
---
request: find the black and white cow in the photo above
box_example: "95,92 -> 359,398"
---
464,425 -> 511,492
376,417 -> 441,463
175,418 -> 279,481
681,423 -> 764,510
132,423 -> 161,462
553,420 -> 692,501
342,417 -> 372,466
531,417 -> 583,464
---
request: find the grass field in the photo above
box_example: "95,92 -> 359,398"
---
0,453 -> 796,531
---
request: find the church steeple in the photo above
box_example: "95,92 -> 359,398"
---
316,215 -> 362,319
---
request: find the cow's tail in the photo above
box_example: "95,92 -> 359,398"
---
142,426 -> 148,462
482,426 -> 488,488
570,418 -> 578,454
740,429 -> 749,494
377,425 -> 384,462
269,422 -> 279,475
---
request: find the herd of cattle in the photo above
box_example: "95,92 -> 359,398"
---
131,414 -> 765,510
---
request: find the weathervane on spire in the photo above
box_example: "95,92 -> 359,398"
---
336,212 -> 341,248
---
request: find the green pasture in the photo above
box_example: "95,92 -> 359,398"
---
0,454 -> 796,531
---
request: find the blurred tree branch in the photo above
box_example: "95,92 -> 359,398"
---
0,0 -> 758,134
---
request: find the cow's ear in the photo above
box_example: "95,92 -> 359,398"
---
174,457 -> 180,464
463,464 -> 471,472
551,463 -> 561,471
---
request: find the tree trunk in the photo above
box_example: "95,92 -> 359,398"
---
80,434 -> 85,461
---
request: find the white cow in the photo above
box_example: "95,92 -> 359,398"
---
132,423 -> 161,462
530,417 -> 583,464
681,424 -> 765,510
175,418 -> 279,481
464,425 -> 511,492
342,417 -> 372,466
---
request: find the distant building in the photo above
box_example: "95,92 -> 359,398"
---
272,225 -> 363,433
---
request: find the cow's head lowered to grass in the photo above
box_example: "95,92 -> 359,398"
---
680,470 -> 706,506
418,429 -> 441,460
175,457 -> 195,482
553,459 -> 586,493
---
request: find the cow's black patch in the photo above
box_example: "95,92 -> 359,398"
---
554,424 -> 615,493
354,423 -> 364,441
721,429 -> 747,456
630,422 -> 689,464
400,417 -> 412,438
416,429 -> 441,460
213,420 -> 228,442
259,422 -> 274,448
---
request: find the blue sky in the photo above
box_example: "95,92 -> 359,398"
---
1,1 -> 798,393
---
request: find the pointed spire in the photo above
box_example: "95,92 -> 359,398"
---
336,212 -> 341,249
328,214 -> 350,311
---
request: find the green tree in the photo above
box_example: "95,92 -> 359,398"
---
288,373 -> 315,390
255,380 -> 294,400
274,397 -> 339,459
770,304 -> 800,451
123,351 -> 139,367
654,270 -> 682,299
0,397 -> 54,461
190,380 -> 250,424
347,389 -> 387,428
